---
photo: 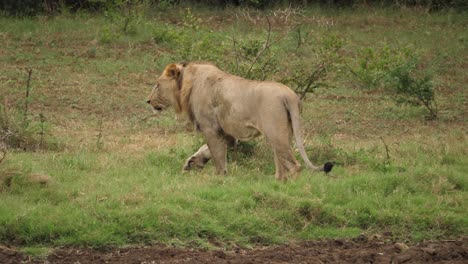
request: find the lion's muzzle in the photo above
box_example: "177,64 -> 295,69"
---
146,100 -> 164,111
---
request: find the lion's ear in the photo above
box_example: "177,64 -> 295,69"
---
165,63 -> 180,79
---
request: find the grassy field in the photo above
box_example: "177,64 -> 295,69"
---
0,5 -> 467,252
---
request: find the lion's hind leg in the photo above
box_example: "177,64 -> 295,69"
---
262,112 -> 301,181
272,147 -> 302,181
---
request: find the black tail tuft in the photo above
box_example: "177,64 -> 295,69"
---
323,161 -> 335,174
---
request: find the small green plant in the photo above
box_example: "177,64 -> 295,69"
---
182,8 -> 202,31
99,24 -> 120,44
183,34 -> 226,64
385,58 -> 438,119
152,24 -> 184,46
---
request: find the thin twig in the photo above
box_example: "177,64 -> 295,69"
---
39,113 -> 46,149
299,62 -> 327,100
23,68 -> 33,127
379,136 -> 391,165
420,97 -> 438,119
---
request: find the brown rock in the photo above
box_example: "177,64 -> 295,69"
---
422,247 -> 437,255
394,242 -> 410,252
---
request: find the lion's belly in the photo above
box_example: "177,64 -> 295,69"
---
229,125 -> 261,141
212,98 -> 261,140
220,120 -> 261,141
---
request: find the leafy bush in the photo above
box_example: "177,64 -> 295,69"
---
385,59 -> 438,119
152,25 -> 186,46
182,34 -> 226,64
350,45 -> 415,89
350,45 -> 438,119
99,24 -> 120,43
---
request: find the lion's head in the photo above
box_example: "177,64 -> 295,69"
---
146,63 -> 182,112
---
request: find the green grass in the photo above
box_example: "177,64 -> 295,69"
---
1,132 -> 466,248
0,5 -> 467,250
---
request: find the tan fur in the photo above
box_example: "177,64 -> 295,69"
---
147,62 -> 321,181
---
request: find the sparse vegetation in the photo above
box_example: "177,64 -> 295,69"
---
0,69 -> 56,150
0,3 -> 466,254
283,34 -> 344,100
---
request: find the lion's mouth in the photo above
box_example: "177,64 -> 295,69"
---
154,106 -> 163,111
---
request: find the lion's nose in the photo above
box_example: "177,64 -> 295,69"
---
146,99 -> 151,104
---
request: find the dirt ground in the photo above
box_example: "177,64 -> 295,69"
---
1,237 -> 466,264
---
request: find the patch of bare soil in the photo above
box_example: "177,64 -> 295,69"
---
1,238 -> 466,264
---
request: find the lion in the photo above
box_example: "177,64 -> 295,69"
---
146,62 -> 333,181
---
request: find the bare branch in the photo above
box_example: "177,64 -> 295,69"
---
299,62 -> 328,100
245,17 -> 297,78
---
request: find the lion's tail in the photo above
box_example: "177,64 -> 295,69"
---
285,97 -> 321,171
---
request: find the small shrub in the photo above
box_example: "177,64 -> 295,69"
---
350,45 -> 438,119
182,8 -> 202,31
99,25 -> 120,44
180,33 -> 226,64
350,45 -> 415,89
152,25 -> 184,46
385,59 -> 438,119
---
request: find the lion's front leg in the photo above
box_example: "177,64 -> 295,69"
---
183,144 -> 212,171
203,130 -> 228,175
